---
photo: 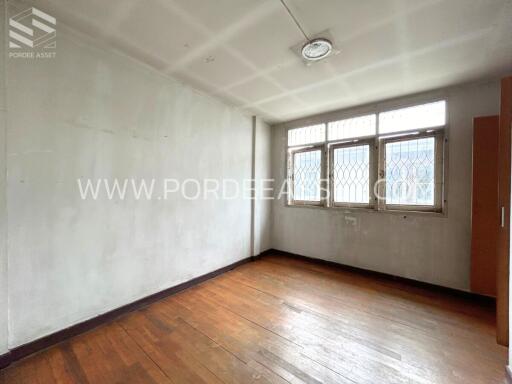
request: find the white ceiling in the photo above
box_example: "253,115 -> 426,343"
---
27,0 -> 512,123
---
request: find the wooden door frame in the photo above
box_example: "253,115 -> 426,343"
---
497,76 -> 512,346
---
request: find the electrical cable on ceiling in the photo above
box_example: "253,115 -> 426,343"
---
279,0 -> 310,41
280,0 -> 334,62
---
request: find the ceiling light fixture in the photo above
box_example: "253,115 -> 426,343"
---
280,0 -> 333,62
301,38 -> 332,61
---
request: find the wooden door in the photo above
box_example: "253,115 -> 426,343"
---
497,76 -> 512,346
471,116 -> 499,297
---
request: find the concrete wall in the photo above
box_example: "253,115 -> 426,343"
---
253,117 -> 272,255
0,0 -> 9,355
5,22 -> 258,347
271,80 -> 500,291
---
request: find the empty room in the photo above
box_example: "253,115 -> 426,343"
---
0,0 -> 512,383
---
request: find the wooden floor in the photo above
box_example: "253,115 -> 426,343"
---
0,255 -> 508,384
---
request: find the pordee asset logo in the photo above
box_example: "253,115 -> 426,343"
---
8,6 -> 56,59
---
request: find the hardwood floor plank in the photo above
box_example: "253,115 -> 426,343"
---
230,260 -> 500,351
0,254 -> 507,383
222,261 -> 505,383
192,276 -> 434,383
119,308 -> 277,384
164,293 -> 353,384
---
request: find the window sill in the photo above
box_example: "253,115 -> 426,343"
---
284,203 -> 447,218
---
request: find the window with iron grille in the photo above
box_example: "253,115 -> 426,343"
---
286,100 -> 446,213
290,147 -> 323,204
385,137 -> 435,206
380,132 -> 444,211
328,114 -> 376,141
330,142 -> 373,207
288,124 -> 325,146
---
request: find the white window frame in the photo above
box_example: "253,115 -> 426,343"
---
377,129 -> 445,213
328,139 -> 376,209
288,145 -> 326,206
285,99 -> 448,215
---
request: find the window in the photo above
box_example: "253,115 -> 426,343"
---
385,137 -> 435,206
290,147 -> 323,204
330,142 -> 373,206
286,100 -> 447,213
288,124 -> 325,146
382,133 -> 443,210
328,114 -> 376,141
379,100 -> 446,134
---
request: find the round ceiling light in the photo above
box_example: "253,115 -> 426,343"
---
301,38 -> 333,61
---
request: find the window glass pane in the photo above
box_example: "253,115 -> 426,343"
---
333,145 -> 370,204
293,150 -> 321,201
385,137 -> 435,206
379,101 -> 446,134
288,124 -> 325,146
328,114 -> 376,141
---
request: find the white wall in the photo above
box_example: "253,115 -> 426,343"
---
253,117 -> 272,256
5,22 -> 259,347
271,80 -> 500,291
0,0 -> 9,355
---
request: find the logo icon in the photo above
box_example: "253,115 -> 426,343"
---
9,7 -> 56,49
